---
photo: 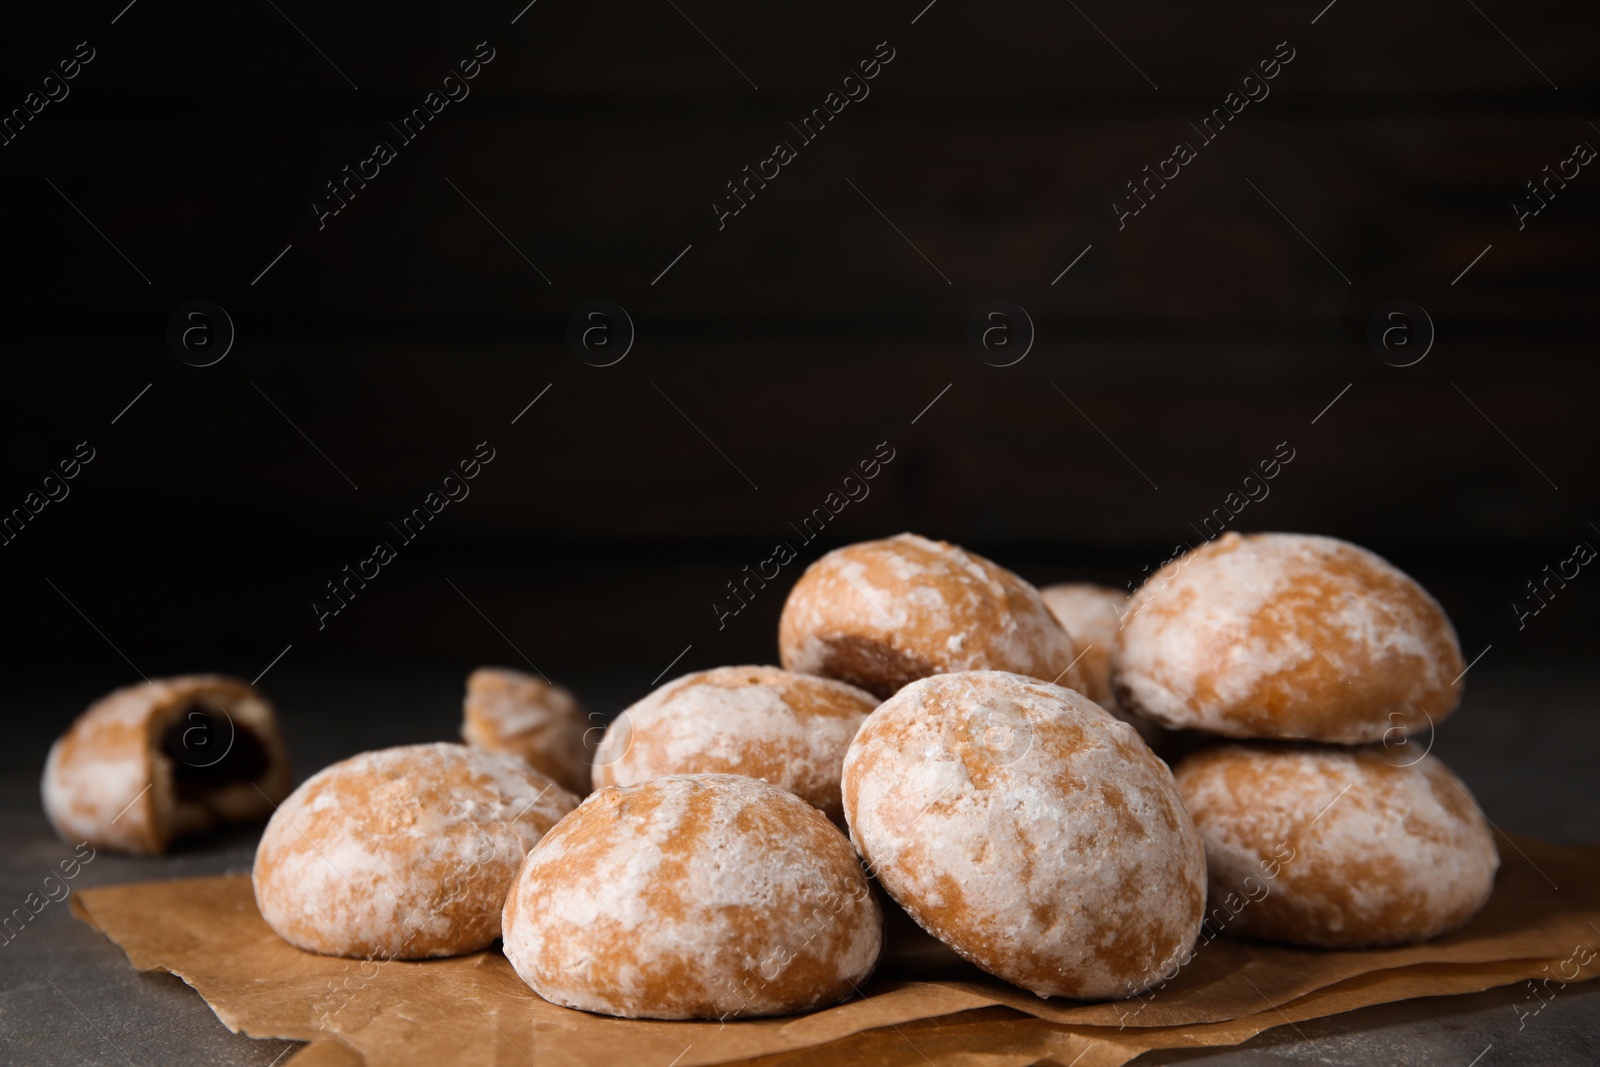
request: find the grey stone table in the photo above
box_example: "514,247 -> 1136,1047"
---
2,658 -> 1596,1066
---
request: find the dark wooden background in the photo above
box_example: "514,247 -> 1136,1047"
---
2,0 -> 1596,688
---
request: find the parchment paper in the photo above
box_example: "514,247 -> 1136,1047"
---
71,834 -> 1600,1066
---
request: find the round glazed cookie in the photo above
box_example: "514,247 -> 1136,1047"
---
1174,744 -> 1499,948
778,534 -> 1086,701
502,774 -> 883,1019
842,671 -> 1206,1001
1042,583 -> 1180,756
42,675 -> 292,856
1039,583 -> 1127,710
253,743 -> 577,959
461,666 -> 592,795
1113,532 -> 1465,743
590,665 -> 877,821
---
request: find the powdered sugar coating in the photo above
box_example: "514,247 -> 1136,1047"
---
252,742 -> 577,959
591,666 -> 877,821
1040,583 -> 1184,755
1039,584 -> 1127,710
503,773 -> 883,1019
779,534 -> 1086,700
461,667 -> 592,795
42,675 -> 290,855
842,671 -> 1206,1001
1174,744 -> 1499,947
1113,532 -> 1465,742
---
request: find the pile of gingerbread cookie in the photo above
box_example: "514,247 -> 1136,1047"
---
40,531 -> 1499,1021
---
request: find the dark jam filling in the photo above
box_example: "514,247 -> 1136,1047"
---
161,704 -> 270,799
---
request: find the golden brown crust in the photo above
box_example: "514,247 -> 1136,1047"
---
501,774 -> 884,1019
876,885 -> 968,977
841,671 -> 1206,1000
1174,744 -> 1499,948
41,675 -> 291,855
461,667 -> 591,795
591,666 -> 877,822
253,742 -> 577,959
1113,532 -> 1466,742
778,534 -> 1086,700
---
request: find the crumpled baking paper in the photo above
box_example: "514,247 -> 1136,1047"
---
71,834 -> 1600,1066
